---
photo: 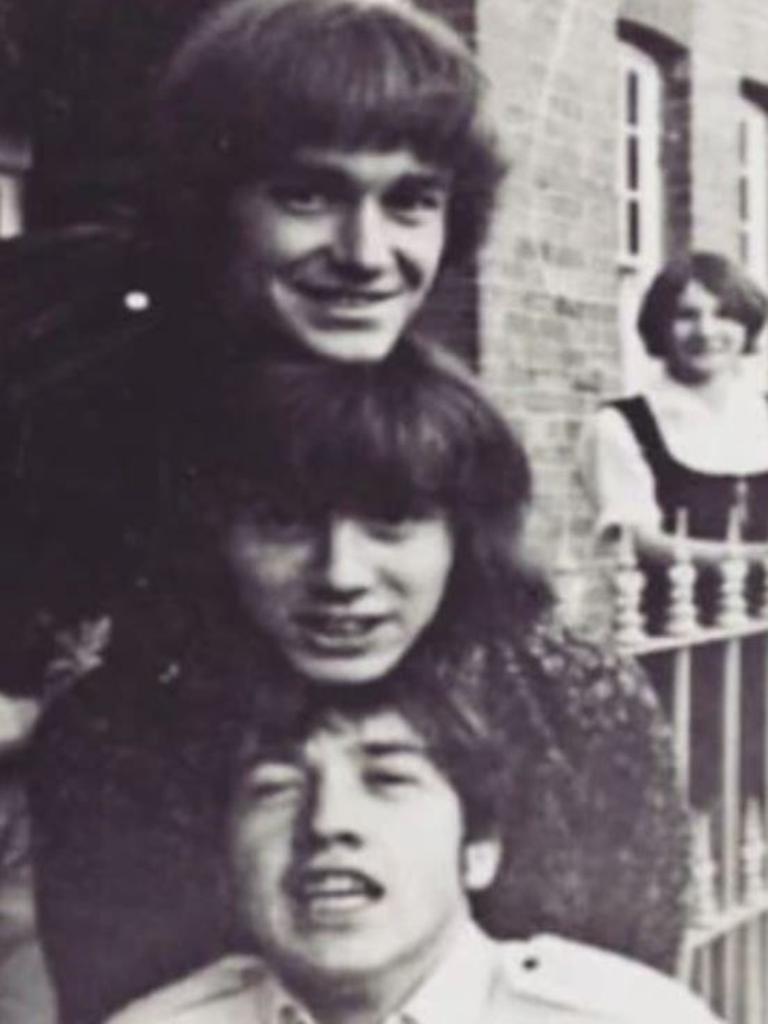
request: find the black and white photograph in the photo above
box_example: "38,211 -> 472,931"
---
0,2 -> 765,1022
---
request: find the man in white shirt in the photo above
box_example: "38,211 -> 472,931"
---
106,673 -> 719,1024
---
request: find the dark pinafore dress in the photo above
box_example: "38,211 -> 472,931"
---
610,396 -> 768,627
610,395 -> 768,806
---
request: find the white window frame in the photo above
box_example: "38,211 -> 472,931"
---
737,99 -> 768,284
617,42 -> 664,392
737,97 -> 768,386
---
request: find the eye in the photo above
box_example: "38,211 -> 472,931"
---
713,307 -> 739,326
267,177 -> 337,215
386,181 -> 448,222
240,499 -> 322,537
361,515 -> 438,542
674,304 -> 698,321
364,769 -> 418,791
239,764 -> 304,803
362,519 -> 413,542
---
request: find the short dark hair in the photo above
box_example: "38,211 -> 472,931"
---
165,342 -> 549,638
150,0 -> 506,267
637,251 -> 768,357
227,661 -> 510,841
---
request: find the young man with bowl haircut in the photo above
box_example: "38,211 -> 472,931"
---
150,0 -> 505,363
107,674 -> 716,1024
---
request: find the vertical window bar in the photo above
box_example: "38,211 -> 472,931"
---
627,69 -> 639,126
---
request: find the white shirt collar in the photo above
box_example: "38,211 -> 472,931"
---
396,922 -> 494,1024
643,365 -> 768,473
650,364 -> 761,412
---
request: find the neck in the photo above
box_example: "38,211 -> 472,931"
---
288,915 -> 466,1024
667,365 -> 737,409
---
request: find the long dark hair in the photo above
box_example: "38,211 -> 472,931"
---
149,0 -> 506,271
161,341 -> 551,652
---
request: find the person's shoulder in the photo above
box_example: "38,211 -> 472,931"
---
488,934 -> 720,1023
582,394 -> 649,444
502,615 -> 652,701
104,956 -> 269,1024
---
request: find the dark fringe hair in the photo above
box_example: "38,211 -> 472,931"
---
220,646 -> 535,843
149,0 -> 506,267
163,342 -> 551,640
637,250 -> 768,357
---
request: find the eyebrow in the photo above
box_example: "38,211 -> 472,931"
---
276,162 -> 451,194
238,744 -> 302,770
359,741 -> 431,759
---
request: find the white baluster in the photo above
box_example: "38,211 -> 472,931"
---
665,509 -> 697,636
612,526 -> 646,646
553,519 -> 584,627
716,506 -> 749,628
741,799 -> 766,905
757,548 -> 768,619
690,812 -> 718,927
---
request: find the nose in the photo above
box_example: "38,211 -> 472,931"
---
310,517 -> 375,597
303,771 -> 361,848
332,199 -> 391,274
692,310 -> 717,338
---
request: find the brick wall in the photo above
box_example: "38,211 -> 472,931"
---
452,0 -> 768,625
689,0 -> 744,254
414,0 -> 479,364
473,0 -> 621,575
420,0 -> 476,37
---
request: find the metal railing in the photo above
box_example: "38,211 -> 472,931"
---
574,515 -> 768,1023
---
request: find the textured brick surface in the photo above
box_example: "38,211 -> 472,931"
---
474,0 -> 621,580
431,0 -> 768,627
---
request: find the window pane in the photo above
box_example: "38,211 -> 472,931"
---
628,135 -> 639,191
739,230 -> 749,265
627,70 -> 639,126
628,200 -> 640,255
739,176 -> 749,220
738,119 -> 748,163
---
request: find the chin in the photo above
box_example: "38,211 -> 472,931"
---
298,331 -> 401,364
291,652 -> 401,686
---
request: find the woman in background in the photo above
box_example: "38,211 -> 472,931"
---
581,251 -> 768,627
580,251 -> 768,808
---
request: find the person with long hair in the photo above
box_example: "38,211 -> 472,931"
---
29,348 -> 687,1023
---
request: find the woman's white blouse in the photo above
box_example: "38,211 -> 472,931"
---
579,368 -> 768,537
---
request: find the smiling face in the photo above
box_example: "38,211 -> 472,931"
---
220,147 -> 449,362
224,508 -> 454,684
229,710 -> 498,1011
665,279 -> 748,385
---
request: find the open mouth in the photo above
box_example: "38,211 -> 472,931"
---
290,868 -> 384,918
296,613 -> 389,650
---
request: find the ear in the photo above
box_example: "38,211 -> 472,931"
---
461,836 -> 502,892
